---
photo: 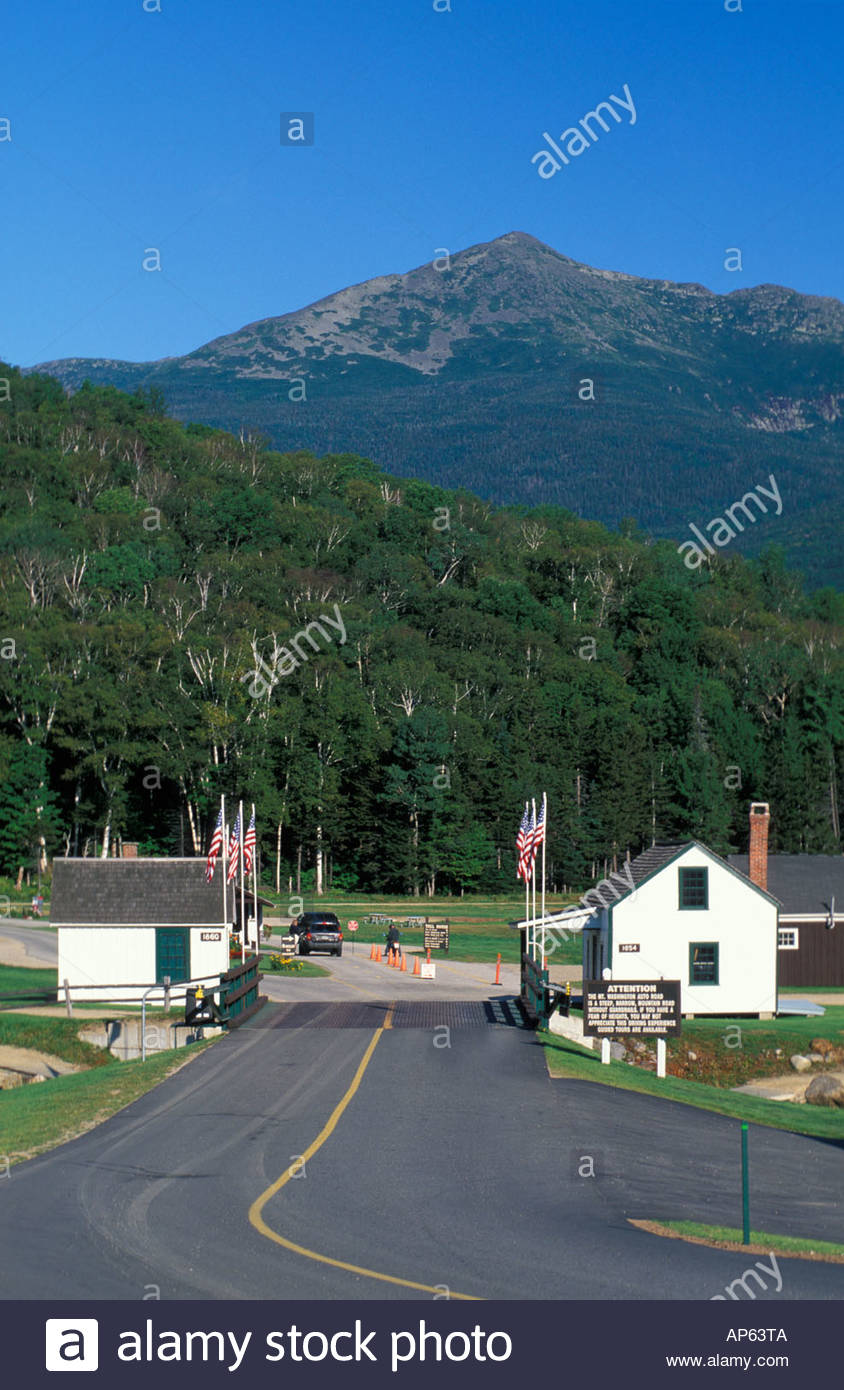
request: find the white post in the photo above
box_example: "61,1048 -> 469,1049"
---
239,800 -> 246,962
251,802 -> 259,954
220,795 -> 227,929
656,1037 -> 666,1078
601,1037 -> 611,1066
530,797 -> 537,960
540,791 -> 547,966
524,828 -> 529,960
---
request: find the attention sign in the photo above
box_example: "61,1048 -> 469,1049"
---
423,921 -> 450,953
583,980 -> 681,1037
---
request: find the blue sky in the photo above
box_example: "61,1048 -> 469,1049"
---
2,0 -> 842,367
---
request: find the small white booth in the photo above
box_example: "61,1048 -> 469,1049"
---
52,856 -> 231,1003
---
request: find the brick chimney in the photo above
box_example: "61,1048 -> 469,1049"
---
121,842 -> 139,859
748,803 -> 770,892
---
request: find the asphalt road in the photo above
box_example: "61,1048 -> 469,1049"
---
1,992 -> 842,1302
0,922 -> 57,965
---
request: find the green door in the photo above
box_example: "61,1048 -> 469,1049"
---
155,928 -> 189,983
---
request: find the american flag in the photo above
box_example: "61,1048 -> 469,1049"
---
516,802 -> 533,882
205,808 -> 224,882
526,797 -> 546,878
226,808 -> 242,883
243,810 -> 257,876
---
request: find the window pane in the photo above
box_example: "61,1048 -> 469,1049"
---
690,942 -> 718,984
679,867 -> 708,908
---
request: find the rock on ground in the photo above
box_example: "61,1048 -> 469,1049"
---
790,1054 -> 813,1073
804,1073 -> 844,1108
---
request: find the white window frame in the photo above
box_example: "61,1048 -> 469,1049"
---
777,927 -> 799,950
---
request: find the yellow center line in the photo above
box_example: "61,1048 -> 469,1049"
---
248,1026 -> 479,1300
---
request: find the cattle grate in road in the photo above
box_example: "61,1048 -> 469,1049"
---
253,999 -> 528,1030
391,1000 -> 490,1029
259,1002 -> 390,1029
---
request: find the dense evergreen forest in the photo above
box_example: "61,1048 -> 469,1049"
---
1,365 -> 843,895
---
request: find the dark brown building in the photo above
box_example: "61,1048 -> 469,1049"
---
729,804 -> 844,988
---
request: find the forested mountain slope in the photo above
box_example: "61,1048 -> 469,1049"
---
33,232 -> 844,587
1,368 -> 842,892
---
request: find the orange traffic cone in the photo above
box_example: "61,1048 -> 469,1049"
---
412,955 -> 421,976
400,952 -> 407,972
375,945 -> 381,962
369,943 -> 376,960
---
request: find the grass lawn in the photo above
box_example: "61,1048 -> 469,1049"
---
541,1029 -> 844,1138
632,1219 -> 844,1264
269,894 -> 582,965
0,1041 -> 215,1165
0,962 -> 57,1005
0,1013 -> 114,1068
781,986 -> 844,994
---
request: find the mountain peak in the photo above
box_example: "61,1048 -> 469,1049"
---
25,234 -> 844,585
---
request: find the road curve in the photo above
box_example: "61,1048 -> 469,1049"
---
0,999 -> 842,1301
0,922 -> 57,966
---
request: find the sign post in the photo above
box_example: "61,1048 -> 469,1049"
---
583,979 -> 681,1068
423,920 -> 450,954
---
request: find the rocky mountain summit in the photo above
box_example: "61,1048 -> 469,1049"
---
31,232 -> 844,585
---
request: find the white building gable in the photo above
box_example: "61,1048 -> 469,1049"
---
582,842 -> 778,1017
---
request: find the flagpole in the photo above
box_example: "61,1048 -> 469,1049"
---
229,826 -> 236,937
251,802 -> 258,956
541,791 -> 547,967
524,802 -> 529,958
220,795 -> 227,930
238,800 -> 246,962
531,797 -> 537,960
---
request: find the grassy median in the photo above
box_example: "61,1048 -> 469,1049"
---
631,1220 -> 844,1264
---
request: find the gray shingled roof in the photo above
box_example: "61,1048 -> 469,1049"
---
52,858 -> 227,926
728,854 -> 844,915
592,841 -> 775,907
591,843 -> 691,903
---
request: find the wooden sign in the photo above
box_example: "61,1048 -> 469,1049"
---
583,980 -> 681,1038
424,920 -> 450,952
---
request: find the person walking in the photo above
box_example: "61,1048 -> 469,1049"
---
386,922 -> 401,960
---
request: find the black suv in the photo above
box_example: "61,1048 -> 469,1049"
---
292,911 -> 343,957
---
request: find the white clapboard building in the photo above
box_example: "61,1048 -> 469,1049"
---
580,841 -> 778,1017
53,853 -> 231,1002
